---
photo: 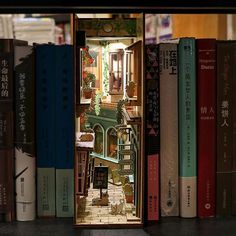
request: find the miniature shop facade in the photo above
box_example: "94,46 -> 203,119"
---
74,14 -> 144,227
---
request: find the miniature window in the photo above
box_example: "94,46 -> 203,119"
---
93,124 -> 104,156
80,45 -> 101,104
125,41 -> 142,105
106,127 -> 118,159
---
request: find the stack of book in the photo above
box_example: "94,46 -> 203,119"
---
0,39 -> 74,222
145,38 -> 236,221
13,18 -> 55,45
0,15 -> 13,38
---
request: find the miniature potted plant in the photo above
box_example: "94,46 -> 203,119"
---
82,71 -> 96,99
126,81 -> 136,98
82,46 -> 96,99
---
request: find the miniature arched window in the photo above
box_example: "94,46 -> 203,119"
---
106,127 -> 118,159
93,124 -> 104,156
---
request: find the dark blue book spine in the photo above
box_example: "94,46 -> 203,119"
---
36,45 -> 56,217
36,45 -> 56,169
55,46 -> 74,170
55,46 -> 74,217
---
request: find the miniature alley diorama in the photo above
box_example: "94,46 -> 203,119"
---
74,14 -> 144,226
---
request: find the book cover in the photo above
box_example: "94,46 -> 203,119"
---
55,45 -> 74,217
197,39 -> 216,218
159,42 -> 179,217
216,41 -> 235,216
36,45 -> 56,217
0,39 -> 27,222
14,45 -> 36,221
145,45 -> 159,221
178,38 -> 197,218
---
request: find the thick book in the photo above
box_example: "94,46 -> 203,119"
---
0,39 -> 27,222
36,45 -> 56,217
216,41 -> 235,216
55,45 -> 74,217
233,43 -> 236,216
159,41 -> 179,217
178,38 -> 197,218
14,46 -> 36,221
197,39 -> 216,218
145,45 -> 159,221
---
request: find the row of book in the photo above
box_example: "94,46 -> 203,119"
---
13,17 -> 71,45
0,39 -> 74,222
145,38 -> 236,220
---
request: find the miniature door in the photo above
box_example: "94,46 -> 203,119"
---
109,49 -> 124,95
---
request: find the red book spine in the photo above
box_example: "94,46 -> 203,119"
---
147,154 -> 159,220
197,39 -> 216,218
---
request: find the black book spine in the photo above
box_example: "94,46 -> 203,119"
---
0,39 -> 27,222
145,44 -> 160,222
216,41 -> 235,216
232,43 -> 236,215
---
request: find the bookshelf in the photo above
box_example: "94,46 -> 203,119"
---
172,14 -> 227,39
1,2 -> 236,234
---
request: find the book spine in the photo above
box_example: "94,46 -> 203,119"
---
178,38 -> 197,218
147,154 -> 159,220
55,45 -> 74,217
0,43 -> 14,221
0,149 -> 14,220
159,43 -> 179,217
197,39 -> 216,218
14,46 -> 36,221
36,45 -> 56,217
145,45 -> 159,221
233,44 -> 236,215
216,41 -> 234,216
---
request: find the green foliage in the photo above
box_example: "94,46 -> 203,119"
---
95,92 -> 103,116
100,41 -> 109,96
116,98 -> 128,124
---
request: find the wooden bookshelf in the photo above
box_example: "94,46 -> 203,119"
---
172,14 -> 227,40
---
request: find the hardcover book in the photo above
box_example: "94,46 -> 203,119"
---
55,45 -> 74,217
216,41 -> 235,216
145,45 -> 159,221
159,41 -> 179,217
36,45 -> 56,217
197,39 -> 216,218
178,38 -> 197,218
0,39 -> 27,222
233,42 -> 236,215
14,45 -> 36,221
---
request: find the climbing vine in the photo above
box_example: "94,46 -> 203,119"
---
100,41 -> 109,96
95,92 -> 103,116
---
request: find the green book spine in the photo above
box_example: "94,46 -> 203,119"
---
178,38 -> 197,218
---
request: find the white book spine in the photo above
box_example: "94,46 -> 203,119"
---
160,43 -> 179,216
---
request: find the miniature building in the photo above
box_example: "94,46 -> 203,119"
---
75,13 -> 144,226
